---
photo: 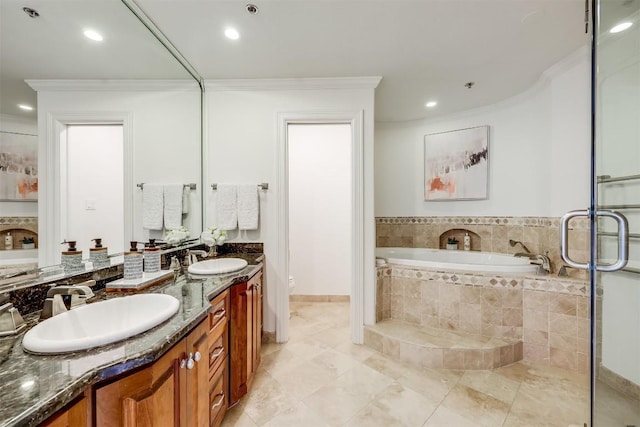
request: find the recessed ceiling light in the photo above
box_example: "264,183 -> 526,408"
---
610,22 -> 633,33
425,101 -> 438,108
83,29 -> 103,42
18,104 -> 33,111
224,27 -> 240,40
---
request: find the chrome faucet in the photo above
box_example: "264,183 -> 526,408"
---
509,239 -> 531,254
514,252 -> 552,275
184,250 -> 207,267
40,281 -> 96,320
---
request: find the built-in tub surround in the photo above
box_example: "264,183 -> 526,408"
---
376,215 -> 590,279
372,263 -> 590,373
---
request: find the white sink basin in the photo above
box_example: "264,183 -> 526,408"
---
22,294 -> 180,354
188,258 -> 248,275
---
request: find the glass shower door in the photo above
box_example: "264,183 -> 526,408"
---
593,0 -> 640,424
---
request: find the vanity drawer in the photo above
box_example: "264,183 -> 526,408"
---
208,325 -> 228,378
209,358 -> 228,427
209,290 -> 229,333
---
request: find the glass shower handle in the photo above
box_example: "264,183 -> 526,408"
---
560,210 -> 590,270
560,209 -> 630,272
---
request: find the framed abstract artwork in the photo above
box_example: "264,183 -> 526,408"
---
424,125 -> 489,201
0,131 -> 38,201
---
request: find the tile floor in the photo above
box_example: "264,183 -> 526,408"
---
221,301 -> 638,427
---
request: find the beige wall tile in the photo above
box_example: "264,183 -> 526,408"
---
577,296 -> 589,318
404,280 -> 421,299
513,342 -> 524,362
461,286 -> 482,304
549,294 -> 578,316
463,350 -> 487,369
523,290 -> 549,311
523,309 -> 548,332
459,303 -> 482,334
524,329 -> 549,348
502,289 -> 522,308
549,312 -> 578,337
443,349 -> 465,369
403,298 -> 422,325
549,333 -> 577,352
523,343 -> 550,364
500,345 -> 514,366
503,308 -> 523,327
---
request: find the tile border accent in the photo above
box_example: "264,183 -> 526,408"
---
378,266 -> 590,297
375,216 -> 590,230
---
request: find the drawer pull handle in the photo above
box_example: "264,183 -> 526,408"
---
210,347 -> 224,360
212,309 -> 226,319
211,393 -> 225,409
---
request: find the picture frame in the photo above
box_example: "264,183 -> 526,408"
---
424,125 -> 489,201
0,131 -> 38,201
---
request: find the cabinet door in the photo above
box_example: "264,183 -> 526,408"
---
40,396 -> 87,427
229,282 -> 250,406
185,318 -> 210,427
95,343 -> 184,427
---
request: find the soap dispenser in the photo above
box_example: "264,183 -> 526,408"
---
89,238 -> 109,268
124,241 -> 143,280
61,241 -> 83,274
463,233 -> 471,251
143,239 -> 161,274
4,232 -> 12,250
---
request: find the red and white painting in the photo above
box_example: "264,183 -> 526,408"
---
0,131 -> 38,201
424,126 -> 488,201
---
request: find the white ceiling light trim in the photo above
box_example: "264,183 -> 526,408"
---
609,22 -> 633,33
224,27 -> 240,40
83,29 -> 104,41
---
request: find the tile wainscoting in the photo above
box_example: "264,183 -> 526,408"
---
373,265 -> 589,373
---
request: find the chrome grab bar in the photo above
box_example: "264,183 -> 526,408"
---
560,209 -> 629,272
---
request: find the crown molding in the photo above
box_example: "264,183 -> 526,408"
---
25,80 -> 199,92
205,76 -> 382,92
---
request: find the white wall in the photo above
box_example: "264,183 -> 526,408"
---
375,46 -> 591,217
64,125 -> 124,258
288,124 -> 352,296
205,80 -> 377,334
0,114 -> 38,217
33,82 -> 201,264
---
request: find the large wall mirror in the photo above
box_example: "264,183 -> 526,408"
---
0,0 -> 203,283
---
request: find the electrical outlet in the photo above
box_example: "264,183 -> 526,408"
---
85,199 -> 96,210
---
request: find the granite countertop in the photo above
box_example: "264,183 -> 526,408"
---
0,256 -> 263,427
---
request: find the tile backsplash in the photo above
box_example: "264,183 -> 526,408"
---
376,216 -> 590,279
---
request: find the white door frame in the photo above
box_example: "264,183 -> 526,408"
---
276,111 -> 365,343
39,111 -> 133,266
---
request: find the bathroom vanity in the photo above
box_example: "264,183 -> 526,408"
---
0,254 -> 264,427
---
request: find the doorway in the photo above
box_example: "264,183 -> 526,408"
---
287,123 -> 352,299
61,124 -> 124,259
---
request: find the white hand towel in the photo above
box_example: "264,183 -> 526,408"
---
182,186 -> 190,214
217,184 -> 238,230
237,184 -> 259,231
142,184 -> 163,230
164,184 -> 183,230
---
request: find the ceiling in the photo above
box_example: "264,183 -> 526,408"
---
4,0 -> 639,122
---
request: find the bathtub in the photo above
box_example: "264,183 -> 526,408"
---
375,247 -> 538,274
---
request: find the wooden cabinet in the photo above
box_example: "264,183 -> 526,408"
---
229,268 -> 263,406
40,395 -> 88,427
95,317 -> 210,427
